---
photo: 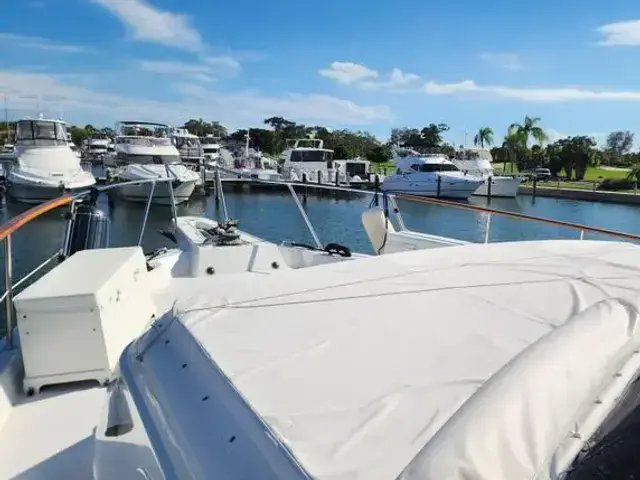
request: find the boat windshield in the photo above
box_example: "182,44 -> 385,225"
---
203,145 -> 219,152
16,120 -> 68,147
118,137 -> 173,147
122,154 -> 182,165
290,150 -> 333,162
89,144 -> 107,150
410,163 -> 460,173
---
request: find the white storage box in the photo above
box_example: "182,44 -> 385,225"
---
14,247 -> 157,394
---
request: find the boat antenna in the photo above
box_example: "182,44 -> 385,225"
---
3,93 -> 8,144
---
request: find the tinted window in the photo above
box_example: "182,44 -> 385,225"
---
290,150 -> 333,162
410,163 -> 459,173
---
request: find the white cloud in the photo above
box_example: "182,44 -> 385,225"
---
596,19 -> 640,46
319,62 -> 379,85
204,56 -> 242,73
423,79 -> 640,102
0,33 -> 89,53
137,58 -> 241,82
0,70 -> 392,128
137,60 -> 217,82
319,62 -> 419,90
479,52 -> 524,71
89,0 -> 203,51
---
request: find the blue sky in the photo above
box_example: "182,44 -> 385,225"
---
1,0 -> 640,146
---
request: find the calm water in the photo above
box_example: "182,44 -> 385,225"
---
2,188 -> 640,330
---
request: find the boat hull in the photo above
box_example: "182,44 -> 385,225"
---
381,180 -> 482,199
472,176 -> 521,198
7,181 -> 94,204
117,179 -> 197,205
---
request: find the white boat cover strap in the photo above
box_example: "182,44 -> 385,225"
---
398,298 -> 640,480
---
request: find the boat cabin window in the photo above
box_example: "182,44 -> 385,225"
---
16,120 -> 68,146
290,150 -> 334,163
119,154 -> 182,165
410,163 -> 460,173
346,162 -> 367,176
89,144 -> 107,150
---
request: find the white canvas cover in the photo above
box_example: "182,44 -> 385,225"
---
166,240 -> 640,479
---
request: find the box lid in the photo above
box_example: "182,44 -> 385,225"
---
15,247 -> 145,304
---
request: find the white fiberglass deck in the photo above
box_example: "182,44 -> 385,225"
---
0,348 -> 103,479
164,240 -> 640,479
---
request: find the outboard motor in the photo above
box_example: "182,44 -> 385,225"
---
62,193 -> 110,258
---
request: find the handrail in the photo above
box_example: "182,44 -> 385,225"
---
394,193 -> 640,243
0,194 -> 73,241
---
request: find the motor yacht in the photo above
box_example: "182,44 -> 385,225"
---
82,136 -> 110,163
452,148 -> 523,198
112,121 -> 200,205
171,127 -> 204,166
1,178 -> 640,479
201,134 -> 221,165
6,115 -> 96,203
280,137 -> 336,183
0,142 -> 15,162
381,149 -> 484,199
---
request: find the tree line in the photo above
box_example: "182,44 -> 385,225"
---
2,116 -> 639,183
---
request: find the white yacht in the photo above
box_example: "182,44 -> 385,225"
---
82,136 -> 110,163
0,142 -> 15,162
381,150 -> 484,199
201,134 -> 221,164
7,116 -> 96,203
1,181 -> 640,479
113,121 -> 200,205
453,148 -> 522,198
334,157 -> 372,183
171,127 -> 204,166
280,137 -> 335,183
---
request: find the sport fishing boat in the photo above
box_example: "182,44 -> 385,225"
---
381,149 -> 483,199
112,121 -> 200,205
0,175 -> 640,479
6,115 -> 96,204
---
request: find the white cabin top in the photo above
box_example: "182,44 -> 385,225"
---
14,116 -> 68,147
115,121 -> 173,148
393,153 -> 460,173
171,127 -> 199,139
129,239 -> 640,480
453,149 -> 495,175
281,138 -> 334,163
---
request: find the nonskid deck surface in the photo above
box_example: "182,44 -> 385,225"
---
0,381 -> 104,479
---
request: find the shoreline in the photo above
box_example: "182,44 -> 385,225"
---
518,186 -> 640,205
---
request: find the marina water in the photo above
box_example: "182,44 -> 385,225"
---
2,189 -> 640,335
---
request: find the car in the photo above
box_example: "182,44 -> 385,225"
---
522,167 -> 552,182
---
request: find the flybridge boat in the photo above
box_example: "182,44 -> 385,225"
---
381,149 -> 483,199
113,121 -> 200,205
2,175 -> 640,478
201,134 -> 221,164
82,136 -> 110,163
280,137 -> 336,183
171,127 -> 204,165
7,115 -> 96,204
452,148 -> 523,198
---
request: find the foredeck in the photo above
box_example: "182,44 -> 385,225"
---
0,368 -> 104,479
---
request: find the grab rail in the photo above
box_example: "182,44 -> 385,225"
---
394,193 -> 640,243
0,171 -> 182,349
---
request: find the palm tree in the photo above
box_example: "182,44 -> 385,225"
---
508,116 -> 547,147
503,129 -> 526,173
473,127 -> 494,148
